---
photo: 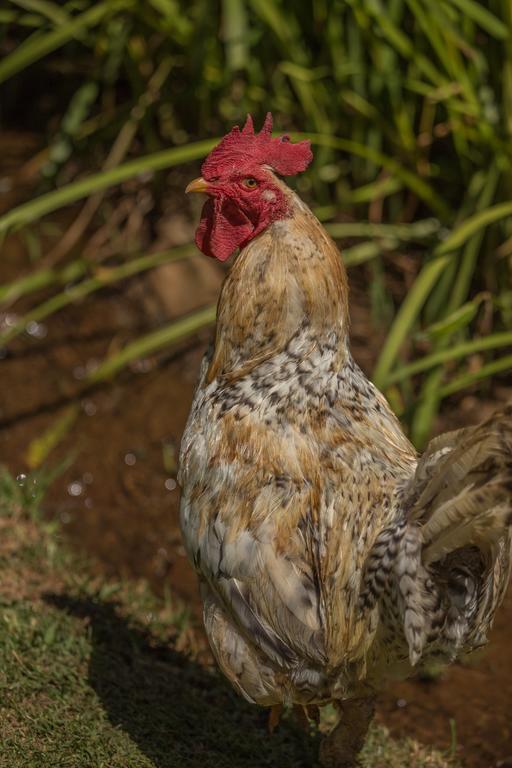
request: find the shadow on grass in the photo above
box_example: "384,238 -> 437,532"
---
46,594 -> 319,768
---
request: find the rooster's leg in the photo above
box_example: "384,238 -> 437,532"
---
306,704 -> 320,725
293,704 -> 311,732
268,703 -> 283,733
319,697 -> 375,768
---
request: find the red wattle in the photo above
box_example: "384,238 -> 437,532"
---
195,197 -> 254,262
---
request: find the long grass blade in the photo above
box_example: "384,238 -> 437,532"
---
0,140 -> 215,238
0,245 -> 195,346
446,0 -> 509,38
88,304 -> 216,383
0,260 -> 86,304
385,331 -> 512,384
8,0 -> 71,26
25,405 -> 79,469
344,177 -> 403,204
372,254 -> 450,387
342,241 -> 392,267
437,200 -> 512,255
438,354 -> 512,397
325,218 -> 440,241
222,0 -> 249,71
0,2 -> 115,85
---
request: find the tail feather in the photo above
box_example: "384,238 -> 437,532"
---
422,487 -> 511,565
410,404 -> 512,563
409,416 -> 511,521
362,403 -> 512,667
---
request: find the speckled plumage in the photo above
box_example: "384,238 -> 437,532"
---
179,175 -> 512,764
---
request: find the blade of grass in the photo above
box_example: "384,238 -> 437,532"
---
88,304 -> 216,383
446,0 -> 509,38
438,354 -> 512,397
418,295 -> 487,342
25,405 -> 79,469
437,200 -> 512,255
222,0 -> 249,71
8,0 -> 71,26
325,218 -> 440,241
344,176 -> 403,204
0,1 -> 117,85
372,253 -> 450,387
313,205 -> 338,221
385,331 -> 512,384
3,11 -> 46,25
0,245 -> 195,346
0,139 -> 215,238
0,260 -> 86,305
342,241 -> 394,267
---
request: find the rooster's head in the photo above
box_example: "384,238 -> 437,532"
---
186,113 -> 312,262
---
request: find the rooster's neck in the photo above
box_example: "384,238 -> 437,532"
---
207,189 -> 350,383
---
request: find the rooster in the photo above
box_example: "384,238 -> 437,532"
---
178,114 -> 512,767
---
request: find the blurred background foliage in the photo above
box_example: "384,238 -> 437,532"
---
1,0 -> 511,447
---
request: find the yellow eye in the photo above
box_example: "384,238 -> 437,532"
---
242,178 -> 258,189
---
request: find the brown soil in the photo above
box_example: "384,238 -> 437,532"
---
1,136 -> 511,768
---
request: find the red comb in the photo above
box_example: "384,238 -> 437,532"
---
201,113 -> 313,179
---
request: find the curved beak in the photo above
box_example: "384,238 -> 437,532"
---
185,177 -> 209,194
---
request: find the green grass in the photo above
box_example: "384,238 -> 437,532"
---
0,467 -> 460,768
